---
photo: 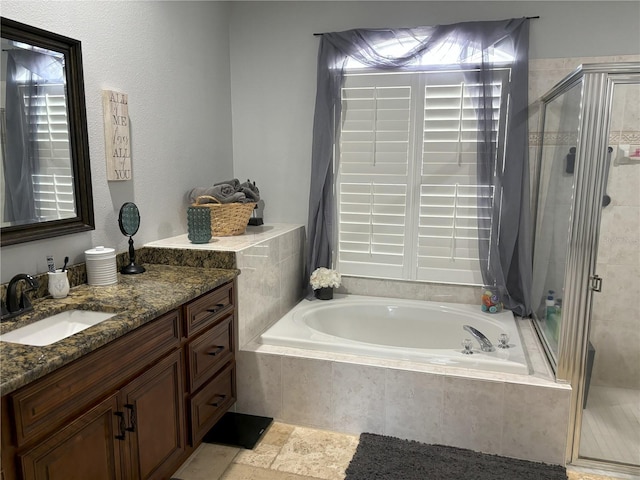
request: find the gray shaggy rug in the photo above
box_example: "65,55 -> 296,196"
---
345,433 -> 567,480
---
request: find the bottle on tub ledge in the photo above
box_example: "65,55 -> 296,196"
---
545,290 -> 559,341
545,290 -> 555,319
553,298 -> 562,341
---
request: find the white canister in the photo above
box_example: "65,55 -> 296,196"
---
85,246 -> 117,286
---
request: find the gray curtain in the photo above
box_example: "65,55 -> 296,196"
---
473,20 -> 532,316
307,18 -> 532,315
4,53 -> 37,224
3,49 -> 64,224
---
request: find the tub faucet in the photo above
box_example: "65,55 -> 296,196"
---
3,274 -> 39,321
463,325 -> 495,352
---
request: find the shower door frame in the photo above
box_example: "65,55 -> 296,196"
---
534,63 -> 640,472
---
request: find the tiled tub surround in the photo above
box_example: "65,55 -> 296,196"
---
237,314 -> 570,466
0,264 -> 237,395
337,275 -> 480,305
145,224 -> 306,349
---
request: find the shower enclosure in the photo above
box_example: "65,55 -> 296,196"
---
532,62 -> 640,474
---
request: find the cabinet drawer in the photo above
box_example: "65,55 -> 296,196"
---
189,362 -> 235,444
11,310 -> 181,447
187,316 -> 234,393
184,282 -> 234,338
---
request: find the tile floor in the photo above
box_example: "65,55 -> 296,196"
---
171,422 -> 630,480
580,386 -> 640,465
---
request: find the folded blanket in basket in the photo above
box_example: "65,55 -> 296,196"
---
189,179 -> 260,204
239,181 -> 260,202
188,186 -> 247,204
213,178 -> 260,202
213,178 -> 241,189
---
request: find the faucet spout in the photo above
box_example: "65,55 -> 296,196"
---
463,325 -> 495,352
5,274 -> 39,318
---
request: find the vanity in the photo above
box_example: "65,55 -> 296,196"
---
0,264 -> 238,480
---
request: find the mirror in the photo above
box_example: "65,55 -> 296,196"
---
118,202 -> 144,274
0,17 -> 94,246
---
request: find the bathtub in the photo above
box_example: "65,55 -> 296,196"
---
259,294 -> 529,375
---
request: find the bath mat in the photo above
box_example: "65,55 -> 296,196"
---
202,412 -> 272,449
345,433 -> 567,480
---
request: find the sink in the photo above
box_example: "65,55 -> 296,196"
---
0,310 -> 117,346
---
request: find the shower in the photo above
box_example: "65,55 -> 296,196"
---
531,62 -> 640,475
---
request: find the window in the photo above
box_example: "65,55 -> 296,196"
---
336,68 -> 509,284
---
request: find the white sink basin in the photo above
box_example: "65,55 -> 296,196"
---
1,310 -> 117,346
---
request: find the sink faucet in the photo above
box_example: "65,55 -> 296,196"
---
3,274 -> 39,320
463,325 -> 495,352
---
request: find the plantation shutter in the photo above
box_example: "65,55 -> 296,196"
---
337,69 -> 508,284
21,83 -> 74,220
337,73 -> 416,278
417,71 -> 507,284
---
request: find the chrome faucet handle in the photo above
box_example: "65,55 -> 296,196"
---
461,338 -> 474,355
463,324 -> 495,352
497,333 -> 510,349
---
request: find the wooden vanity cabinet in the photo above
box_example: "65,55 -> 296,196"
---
182,280 -> 236,445
20,350 -> 184,480
1,279 -> 237,480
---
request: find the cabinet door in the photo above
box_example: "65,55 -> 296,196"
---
120,351 -> 185,480
19,393 -> 122,480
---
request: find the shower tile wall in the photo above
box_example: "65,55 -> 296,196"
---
591,82 -> 640,389
236,226 -> 305,347
528,54 -> 640,188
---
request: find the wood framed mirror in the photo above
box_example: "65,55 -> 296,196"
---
1,17 -> 94,246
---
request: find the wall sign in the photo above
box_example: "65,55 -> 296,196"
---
102,90 -> 131,181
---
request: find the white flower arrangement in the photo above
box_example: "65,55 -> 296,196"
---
309,267 -> 341,290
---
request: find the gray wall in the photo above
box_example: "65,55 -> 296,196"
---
229,1 -> 640,227
1,1 -> 234,282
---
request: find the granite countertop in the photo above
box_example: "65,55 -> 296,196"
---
0,263 -> 237,396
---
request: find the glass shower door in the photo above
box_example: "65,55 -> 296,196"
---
578,80 -> 640,467
531,81 -> 583,364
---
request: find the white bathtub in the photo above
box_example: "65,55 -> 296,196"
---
259,294 -> 529,375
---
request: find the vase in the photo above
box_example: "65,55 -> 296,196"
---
315,287 -> 333,300
480,285 -> 503,314
187,206 -> 212,244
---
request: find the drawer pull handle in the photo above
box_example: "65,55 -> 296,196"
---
125,404 -> 137,432
209,394 -> 227,407
206,303 -> 226,314
114,411 -> 126,440
207,346 -> 225,356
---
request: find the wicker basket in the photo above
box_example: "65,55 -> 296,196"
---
192,195 -> 255,236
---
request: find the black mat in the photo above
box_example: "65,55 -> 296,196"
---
202,412 -> 273,449
345,433 -> 567,480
